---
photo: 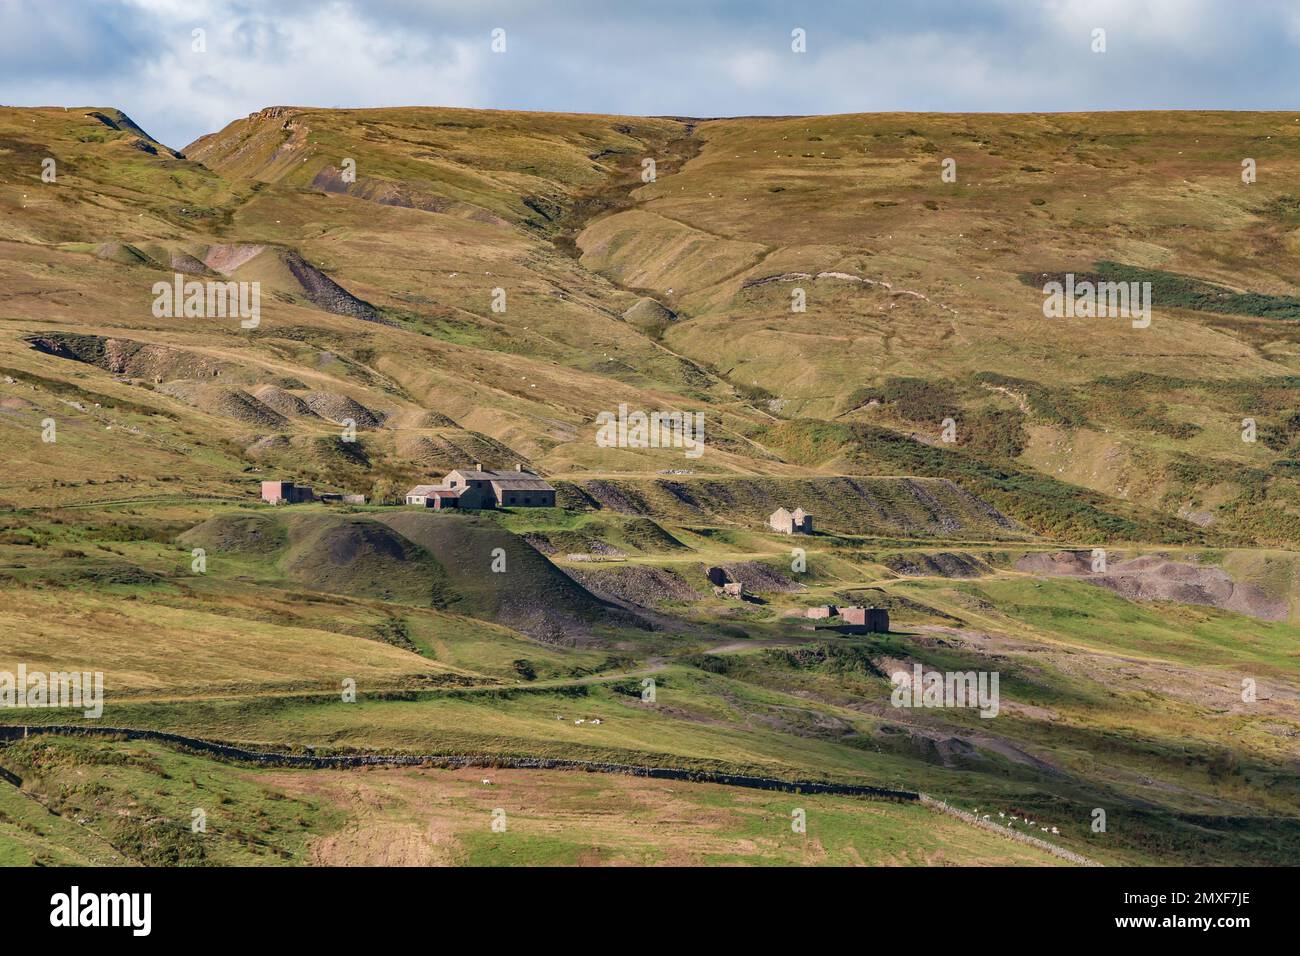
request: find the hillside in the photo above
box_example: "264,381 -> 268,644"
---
1,105 -> 1296,542
1,104 -> 1299,868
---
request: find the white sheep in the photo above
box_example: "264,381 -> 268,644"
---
574,719 -> 585,725
481,778 -> 492,785
591,719 -> 602,725
1051,827 -> 1059,835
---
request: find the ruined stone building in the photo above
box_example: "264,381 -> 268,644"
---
834,606 -> 890,634
769,506 -> 813,534
261,480 -> 313,504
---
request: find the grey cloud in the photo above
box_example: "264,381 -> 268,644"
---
0,0 -> 1297,150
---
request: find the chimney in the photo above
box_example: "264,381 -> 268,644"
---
472,461 -> 481,471
516,461 -> 527,473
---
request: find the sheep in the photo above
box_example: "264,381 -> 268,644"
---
574,719 -> 585,725
481,779 -> 492,786
591,719 -> 602,725
1051,827 -> 1059,835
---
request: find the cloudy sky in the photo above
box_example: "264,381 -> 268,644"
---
2,0 -> 1299,150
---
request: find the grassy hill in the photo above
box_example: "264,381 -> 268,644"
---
179,509 -> 642,642
3,105 -> 1297,540
2,104 -> 1299,867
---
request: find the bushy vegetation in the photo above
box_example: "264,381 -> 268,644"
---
970,372 -> 1088,427
960,406 -> 1029,459
1029,262 -> 1300,320
877,377 -> 959,424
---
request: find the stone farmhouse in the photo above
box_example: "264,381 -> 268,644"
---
769,506 -> 813,534
406,463 -> 556,509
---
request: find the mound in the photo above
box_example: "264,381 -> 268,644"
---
395,431 -> 527,470
1098,556 -> 1288,621
622,297 -> 676,333
200,243 -> 385,323
575,480 -> 651,515
412,409 -> 460,428
374,511 -> 646,642
519,529 -> 617,557
130,243 -> 214,277
280,249 -> 384,322
881,551 -> 991,578
182,512 -> 447,604
301,391 -> 384,428
93,242 -> 155,266
168,250 -> 214,276
279,515 -> 451,605
157,382 -> 287,427
250,385 -> 318,419
27,333 -> 228,382
202,243 -> 267,274
179,513 -> 288,555
719,561 -> 806,594
567,565 -> 700,607
1015,551 -> 1288,620
620,517 -> 687,552
1015,551 -> 1095,575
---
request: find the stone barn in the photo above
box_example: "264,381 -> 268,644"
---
833,606 -> 890,634
261,481 -> 313,504
769,506 -> 813,534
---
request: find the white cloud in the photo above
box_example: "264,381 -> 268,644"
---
1,0 -> 1298,148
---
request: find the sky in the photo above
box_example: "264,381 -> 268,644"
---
2,0 -> 1298,151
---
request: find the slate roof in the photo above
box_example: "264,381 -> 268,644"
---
407,484 -> 458,497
